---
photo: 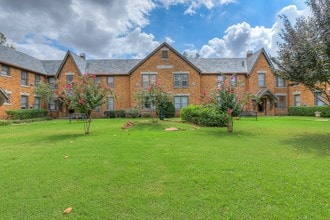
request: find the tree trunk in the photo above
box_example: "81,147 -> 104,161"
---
227,116 -> 233,132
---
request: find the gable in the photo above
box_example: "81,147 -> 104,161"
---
129,42 -> 201,75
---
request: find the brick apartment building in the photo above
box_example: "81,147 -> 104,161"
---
0,42 -> 327,119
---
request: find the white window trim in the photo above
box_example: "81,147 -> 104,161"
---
141,71 -> 158,75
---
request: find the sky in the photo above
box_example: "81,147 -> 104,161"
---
0,0 -> 309,60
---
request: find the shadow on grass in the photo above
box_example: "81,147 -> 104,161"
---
282,134 -> 330,156
38,133 -> 88,143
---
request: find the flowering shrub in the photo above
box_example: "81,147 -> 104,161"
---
60,74 -> 115,134
135,82 -> 172,121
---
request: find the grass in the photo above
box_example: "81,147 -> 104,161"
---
0,117 -> 329,219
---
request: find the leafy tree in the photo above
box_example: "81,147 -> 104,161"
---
60,74 -> 115,134
274,0 -> 330,104
135,82 -> 172,122
0,32 -> 15,49
34,82 -> 57,118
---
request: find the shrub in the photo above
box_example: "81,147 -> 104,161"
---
6,109 -> 48,120
125,108 -> 139,118
288,106 -> 330,117
161,101 -> 175,118
104,110 -> 126,118
181,105 -> 228,127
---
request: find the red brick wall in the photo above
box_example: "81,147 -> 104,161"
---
0,63 -> 46,118
129,46 -> 201,109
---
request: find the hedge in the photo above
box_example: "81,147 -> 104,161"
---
104,110 -> 126,118
6,109 -> 49,120
181,105 -> 228,127
288,106 -> 330,117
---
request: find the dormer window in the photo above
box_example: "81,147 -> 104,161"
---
161,48 -> 169,59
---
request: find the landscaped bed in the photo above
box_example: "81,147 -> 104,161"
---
0,117 -> 329,219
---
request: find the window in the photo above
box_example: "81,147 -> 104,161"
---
21,71 -> 28,86
94,76 -> 101,84
217,75 -> 223,87
107,76 -> 114,88
94,105 -> 101,111
142,74 -> 156,88
314,92 -> 324,106
35,74 -> 41,86
107,97 -> 114,110
276,95 -> 286,109
66,75 -> 74,83
275,76 -> 285,87
34,97 -> 41,109
161,49 -> 169,59
21,95 -> 28,109
294,94 -> 300,106
174,74 -> 188,88
48,77 -> 57,89
258,72 -> 265,87
174,96 -> 188,110
1,65 -> 10,76
49,100 -> 58,110
230,74 -> 236,86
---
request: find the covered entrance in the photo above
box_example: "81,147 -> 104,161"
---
256,88 -> 278,116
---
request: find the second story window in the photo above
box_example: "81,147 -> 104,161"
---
275,76 -> 286,87
258,72 -> 265,87
35,74 -> 41,86
94,76 -> 101,84
48,77 -> 57,89
107,76 -> 114,88
142,74 -> 156,88
230,74 -> 237,86
217,75 -> 223,87
1,65 -> 10,76
174,73 -> 188,88
21,71 -> 28,86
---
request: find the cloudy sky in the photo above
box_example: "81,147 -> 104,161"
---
0,0 -> 309,60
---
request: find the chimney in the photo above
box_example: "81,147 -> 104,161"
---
246,50 -> 253,58
79,53 -> 86,59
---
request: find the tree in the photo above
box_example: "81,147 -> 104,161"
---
274,0 -> 330,104
34,82 -> 57,118
135,82 -> 172,122
60,74 -> 115,134
0,32 -> 15,49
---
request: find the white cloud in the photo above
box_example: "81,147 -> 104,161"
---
157,0 -> 237,15
186,4 -> 310,58
0,0 -> 157,59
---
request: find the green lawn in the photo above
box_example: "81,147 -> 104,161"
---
0,117 -> 329,219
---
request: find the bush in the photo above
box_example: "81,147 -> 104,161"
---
125,108 -> 139,118
288,106 -> 330,117
104,110 -> 126,118
6,109 -> 48,120
181,105 -> 228,127
161,101 -> 175,118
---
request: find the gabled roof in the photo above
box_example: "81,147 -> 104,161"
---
246,48 -> 274,75
128,42 -> 202,74
86,59 -> 141,75
256,88 -> 278,102
55,51 -> 86,77
41,60 -> 62,76
189,58 -> 247,74
0,44 -> 46,74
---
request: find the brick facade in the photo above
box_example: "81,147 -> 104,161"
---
0,42 -> 328,119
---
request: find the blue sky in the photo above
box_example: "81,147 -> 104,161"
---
0,0 -> 308,60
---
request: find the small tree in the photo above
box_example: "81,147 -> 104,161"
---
135,82 -> 172,122
60,74 -> 115,134
34,82 -> 57,118
206,75 -> 255,132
